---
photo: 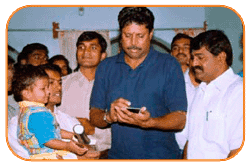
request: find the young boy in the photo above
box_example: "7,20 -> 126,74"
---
12,65 -> 88,159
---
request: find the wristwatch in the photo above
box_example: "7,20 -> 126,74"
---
103,112 -> 112,124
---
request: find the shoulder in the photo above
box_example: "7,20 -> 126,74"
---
227,76 -> 243,96
62,71 -> 83,88
28,105 -> 50,112
221,74 -> 243,109
96,55 -> 119,74
62,71 -> 80,82
99,55 -> 118,67
223,69 -> 243,92
154,50 -> 180,67
29,111 -> 54,123
153,51 -> 183,77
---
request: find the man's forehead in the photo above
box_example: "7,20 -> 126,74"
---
31,50 -> 47,55
191,47 -> 208,55
78,38 -> 100,45
173,38 -> 191,45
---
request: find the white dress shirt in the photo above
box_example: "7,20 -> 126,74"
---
175,68 -> 197,150
58,71 -> 94,118
58,71 -> 111,151
187,68 -> 243,159
8,94 -> 19,122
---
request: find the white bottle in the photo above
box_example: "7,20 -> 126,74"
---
73,124 -> 90,144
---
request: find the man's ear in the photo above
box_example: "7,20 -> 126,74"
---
149,29 -> 154,40
218,51 -> 227,64
101,52 -> 107,61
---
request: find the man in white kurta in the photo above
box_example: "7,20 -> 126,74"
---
187,68 -> 243,159
185,30 -> 243,159
58,71 -> 111,151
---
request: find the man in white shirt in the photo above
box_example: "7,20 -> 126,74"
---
171,34 -> 201,151
183,30 -> 243,159
58,31 -> 111,152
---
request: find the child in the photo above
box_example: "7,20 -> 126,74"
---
12,65 -> 88,159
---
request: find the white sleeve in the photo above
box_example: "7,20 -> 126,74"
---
8,116 -> 30,159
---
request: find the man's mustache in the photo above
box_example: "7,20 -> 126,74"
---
176,53 -> 187,57
127,46 -> 142,50
192,66 -> 203,71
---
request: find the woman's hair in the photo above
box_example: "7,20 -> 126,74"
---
12,65 -> 48,102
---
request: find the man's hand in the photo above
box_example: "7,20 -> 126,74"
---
111,98 -> 152,128
77,145 -> 100,159
66,140 -> 88,155
116,106 -> 152,128
77,118 -> 95,135
107,98 -> 131,123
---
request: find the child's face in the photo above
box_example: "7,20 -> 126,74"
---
24,77 -> 50,104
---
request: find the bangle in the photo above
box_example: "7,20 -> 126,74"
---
103,112 -> 112,124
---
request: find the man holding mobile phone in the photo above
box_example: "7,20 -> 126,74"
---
90,7 -> 187,159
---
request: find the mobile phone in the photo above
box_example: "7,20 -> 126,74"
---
127,107 -> 141,113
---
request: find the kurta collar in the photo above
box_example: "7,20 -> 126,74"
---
200,67 -> 235,92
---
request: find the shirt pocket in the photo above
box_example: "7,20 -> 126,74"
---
202,112 -> 225,143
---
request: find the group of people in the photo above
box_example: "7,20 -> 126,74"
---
7,7 -> 243,160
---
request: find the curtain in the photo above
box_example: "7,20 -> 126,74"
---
58,30 -> 111,70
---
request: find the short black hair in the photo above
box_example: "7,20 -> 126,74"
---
8,55 -> 15,66
12,65 -> 48,102
40,63 -> 62,76
171,33 -> 193,50
76,31 -> 107,53
190,30 -> 233,66
18,43 -> 49,64
118,7 -> 155,32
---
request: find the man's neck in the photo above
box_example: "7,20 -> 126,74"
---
182,65 -> 189,73
124,54 -> 148,70
205,66 -> 229,85
79,66 -> 96,81
189,69 -> 201,87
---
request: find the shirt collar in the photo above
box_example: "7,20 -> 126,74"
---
184,68 -> 190,84
200,67 -> 235,92
72,70 -> 94,83
54,106 -> 58,114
